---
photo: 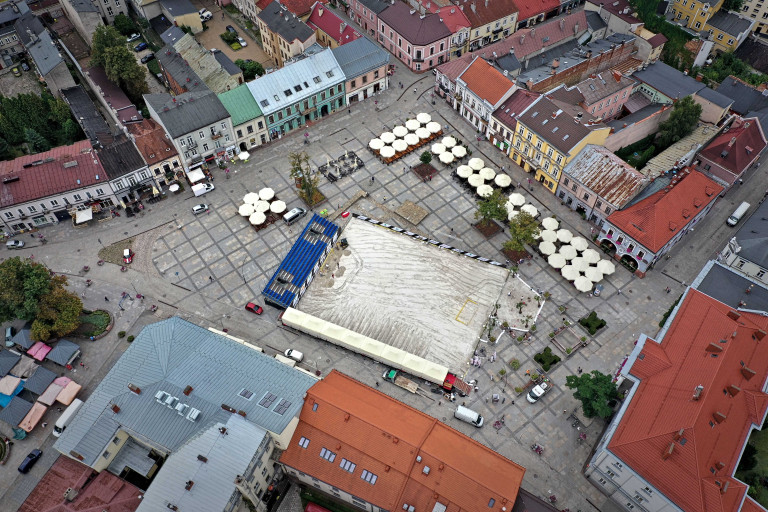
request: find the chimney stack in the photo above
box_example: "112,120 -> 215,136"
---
662,443 -> 674,460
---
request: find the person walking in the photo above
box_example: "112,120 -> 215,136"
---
413,87 -> 417,94
104,296 -> 109,302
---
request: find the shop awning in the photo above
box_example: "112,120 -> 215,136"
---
75,209 -> 93,224
187,169 -> 206,183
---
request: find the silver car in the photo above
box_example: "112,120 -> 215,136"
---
6,240 -> 24,249
192,204 -> 209,215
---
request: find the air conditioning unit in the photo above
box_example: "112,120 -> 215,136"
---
155,391 -> 170,404
164,395 -> 179,409
175,403 -> 190,416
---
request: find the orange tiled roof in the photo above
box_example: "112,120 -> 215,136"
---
605,169 -> 723,252
126,119 -> 178,166
609,289 -> 768,512
458,57 -> 515,105
280,371 -> 525,512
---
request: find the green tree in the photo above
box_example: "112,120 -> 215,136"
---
234,59 -> 265,80
113,13 -> 137,35
61,119 -> 81,144
0,258 -> 56,323
475,189 -> 507,225
289,151 -> 320,206
0,136 -> 11,160
221,31 -> 238,44
722,0 -> 744,11
503,210 -> 539,253
739,443 -> 759,472
30,276 -> 82,341
420,151 -> 432,165
102,46 -> 149,103
657,96 -> 702,149
565,370 -> 619,419
91,25 -> 127,68
25,127 -> 50,152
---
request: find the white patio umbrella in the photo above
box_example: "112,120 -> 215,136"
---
585,267 -> 603,282
495,174 -> 512,187
556,228 -> 573,243
479,167 -> 496,181
468,157 -> 485,170
539,240 -> 556,255
548,253 -> 567,269
597,259 -> 616,275
561,265 -> 580,281
571,257 -> 588,272
574,276 -> 593,293
452,146 -> 467,158
509,192 -> 526,206
238,203 -> 255,216
270,200 -> 287,213
431,143 -> 446,154
439,152 -> 455,164
249,212 -> 266,225
243,192 -> 259,204
582,248 -> 602,264
393,125 -> 408,137
508,209 -> 520,220
259,188 -> 275,201
393,139 -> 408,152
380,146 -> 395,158
541,217 -> 559,230
477,184 -> 494,197
416,127 -> 431,139
405,119 -> 420,131
426,121 -> 442,134
238,151 -> 250,161
521,204 -> 539,218
254,200 -> 270,213
404,133 -> 420,146
417,112 -> 432,124
457,165 -> 473,178
468,174 -> 484,187
570,236 -> 589,252
442,136 -> 457,148
559,245 -> 578,260
540,230 -> 558,242
381,132 -> 396,144
369,138 -> 384,150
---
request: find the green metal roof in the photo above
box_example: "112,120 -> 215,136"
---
218,85 -> 263,127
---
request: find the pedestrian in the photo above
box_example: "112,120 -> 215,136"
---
222,12 -> 224,19
508,291 -> 512,297
209,276 -> 213,282
617,289 -> 622,295
563,409 -> 567,414
665,286 -> 671,293
371,176 -> 375,183
104,296 -> 109,302
413,87 -> 417,94
740,178 -> 744,185
90,336 -> 95,341
517,182 -> 521,188
332,273 -> 335,278
577,366 -> 582,374
349,109 -> 351,114
57,407 -> 62,412
375,381 -> 379,387
42,422 -> 47,428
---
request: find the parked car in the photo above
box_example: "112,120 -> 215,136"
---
123,248 -> 133,264
284,349 -> 303,362
199,9 -> 213,21
226,25 -> 237,33
18,449 -> 42,474
133,42 -> 148,52
526,382 -> 549,404
245,302 -> 263,314
126,33 -> 140,42
237,36 -> 248,47
11,66 -> 20,77
140,53 -> 155,64
6,240 -> 24,249
593,284 -> 604,297
192,204 -> 209,215
20,62 -> 29,71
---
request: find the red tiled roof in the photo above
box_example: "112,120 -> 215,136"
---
256,0 -> 273,10
492,88 -> 540,132
515,0 -> 560,21
586,0 -> 639,24
646,33 -> 667,47
307,1 -> 361,45
126,119 -> 178,166
698,117 -> 767,175
0,140 -> 107,208
281,0 -> 325,17
458,57 -> 515,105
86,66 -> 142,126
605,169 -> 723,252
608,289 -> 768,512
280,371 -> 525,512
379,2 -> 452,45
436,4 -> 471,32
459,0 -> 518,28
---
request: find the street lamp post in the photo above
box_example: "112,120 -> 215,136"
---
240,256 -> 247,284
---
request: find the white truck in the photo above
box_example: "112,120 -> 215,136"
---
192,183 -> 214,197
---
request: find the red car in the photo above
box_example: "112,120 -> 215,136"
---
123,248 -> 133,264
245,302 -> 263,314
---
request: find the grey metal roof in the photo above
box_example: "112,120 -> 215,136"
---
67,0 -> 99,13
494,52 -> 521,73
585,10 -> 607,31
11,327 -> 34,350
213,50 -> 241,76
55,317 -> 316,467
257,2 -> 315,43
145,91 -> 229,138
0,395 -> 32,427
331,37 -> 389,80
717,76 -> 768,115
696,86 -> 733,109
694,260 -> 768,312
156,46 -> 209,94
0,1 -> 28,25
61,86 -> 114,145
108,437 -> 157,477
73,415 -> 120,465
0,350 -> 20,377
730,198 -> 768,268
356,0 -> 390,14
747,107 -> 768,135
632,61 -> 705,100
15,12 -> 64,76
137,415 -> 266,512
160,26 -> 186,47
706,11 -> 752,36
159,0 -> 197,16
607,103 -> 665,130
24,365 -> 57,395
46,339 -> 80,366
95,135 -> 147,180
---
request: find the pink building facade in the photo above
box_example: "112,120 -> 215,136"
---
377,2 -> 452,72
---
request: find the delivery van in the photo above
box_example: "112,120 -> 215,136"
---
727,201 -> 750,226
192,183 -> 215,197
454,405 -> 484,427
53,399 -> 83,437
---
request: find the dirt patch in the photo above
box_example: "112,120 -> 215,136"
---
99,238 -> 135,265
395,200 -> 429,225
474,220 -> 501,238
502,247 -> 531,263
413,163 -> 438,179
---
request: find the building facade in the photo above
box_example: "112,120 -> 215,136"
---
332,36 -> 389,104
694,116 -> 767,188
348,0 -> 390,37
452,57 -> 516,133
718,199 -> 768,283
461,0 -> 518,52
377,1 -> 452,72
489,89 -> 540,155
257,1 -> 317,68
307,1 -> 361,48
127,119 -> 182,186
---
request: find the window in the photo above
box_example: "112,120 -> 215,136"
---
198,131 -> 205,139
595,200 -> 602,209
320,447 -> 337,462
571,184 -> 577,192
728,38 -> 735,44
564,178 -> 570,186
605,207 -> 611,214
488,499 -> 496,508
106,6 -> 113,15
258,392 -> 278,408
556,155 -> 563,164
312,402 -> 318,411
274,398 -> 292,415
628,243 -> 635,252
737,259 -> 746,268
351,79 -> 356,88
758,270 -> 766,279
27,206 -> 36,213
237,129 -> 243,138
617,236 -> 624,245
637,251 -> 645,259
717,33 -> 724,40
102,450 -> 111,459
73,194 -> 82,201
547,148 -> 553,157
583,193 -> 590,201
340,458 -> 356,472
203,143 -> 209,152
298,436 -> 310,448
361,470 -> 378,484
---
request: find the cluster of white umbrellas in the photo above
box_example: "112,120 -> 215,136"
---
239,188 -> 286,225
369,113 -> 443,159
431,136 -> 468,164
456,158 -> 513,197
537,217 -> 616,291
505,192 -> 538,220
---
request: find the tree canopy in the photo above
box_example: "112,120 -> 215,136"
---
289,151 -> 320,206
113,13 -> 137,36
475,189 -> 507,225
503,210 -> 539,252
657,96 -> 702,148
91,25 -> 149,103
0,92 -> 82,158
234,59 -> 265,80
565,370 -> 619,419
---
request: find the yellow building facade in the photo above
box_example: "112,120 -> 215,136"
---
669,0 -> 721,30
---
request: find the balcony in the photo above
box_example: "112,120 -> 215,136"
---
211,132 -> 223,140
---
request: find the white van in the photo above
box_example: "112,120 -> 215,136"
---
727,201 -> 750,226
283,207 -> 307,225
53,399 -> 83,438
454,405 -> 484,427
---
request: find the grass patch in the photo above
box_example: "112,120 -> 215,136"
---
659,294 -> 682,328
74,310 -> 110,337
224,4 -> 240,14
579,311 -> 606,335
230,42 -> 242,51
533,347 -> 561,372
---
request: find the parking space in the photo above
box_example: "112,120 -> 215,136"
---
192,2 -> 274,68
0,66 -> 40,97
